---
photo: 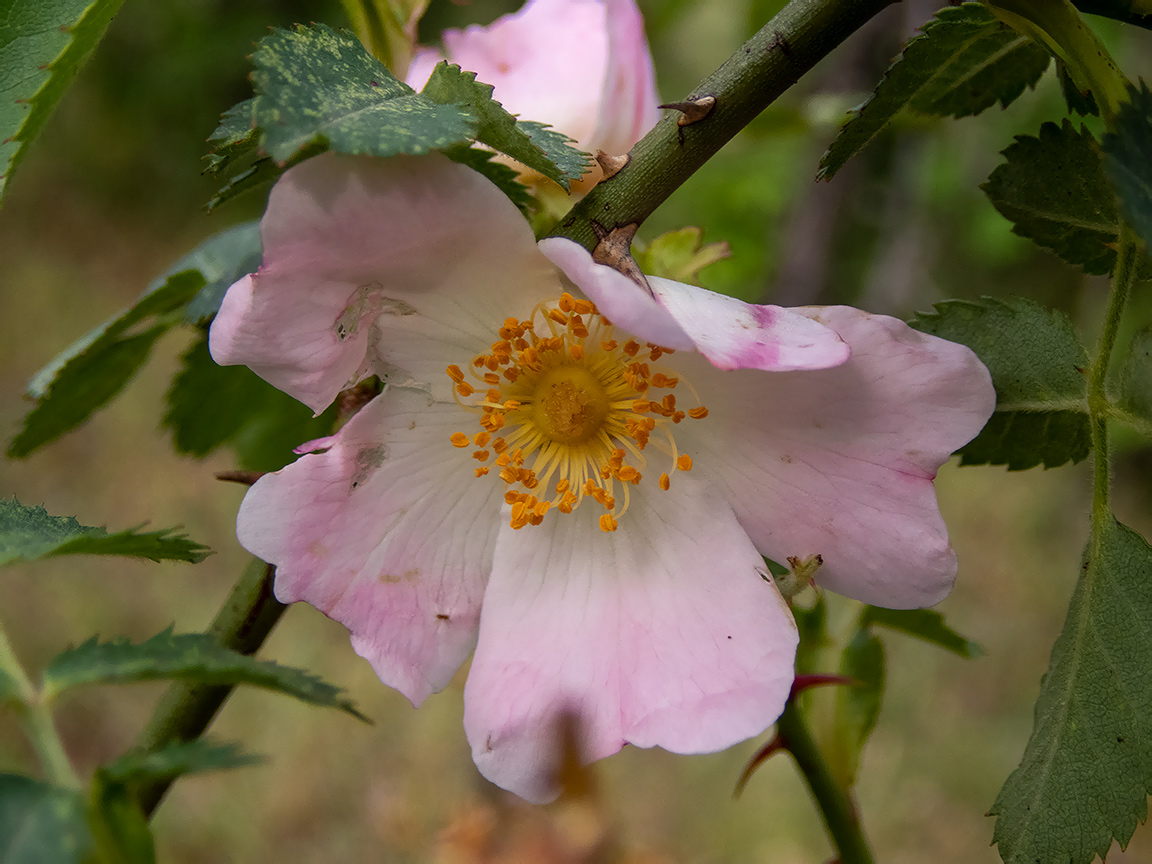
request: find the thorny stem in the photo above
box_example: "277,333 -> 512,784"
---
1088,224 -> 1140,532
776,699 -> 876,864
0,620 -> 80,788
548,0 -> 898,252
135,559 -> 286,816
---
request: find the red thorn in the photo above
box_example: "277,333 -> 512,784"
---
733,732 -> 785,797
789,674 -> 855,699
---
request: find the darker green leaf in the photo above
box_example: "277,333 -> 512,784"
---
204,98 -> 259,175
422,63 -> 590,190
1058,59 -> 1099,116
910,297 -> 1090,469
205,156 -> 285,212
443,145 -> 535,215
0,774 -> 93,864
1103,81 -> 1152,254
251,24 -> 474,166
991,518 -> 1152,864
102,740 -> 261,787
1117,328 -> 1152,425
8,271 -> 204,458
818,3 -> 1049,180
862,606 -> 983,658
983,120 -> 1134,276
0,497 -> 210,566
0,0 -> 124,202
87,773 -> 153,864
169,222 -> 263,325
164,336 -> 338,471
832,630 -> 885,787
41,629 -> 367,721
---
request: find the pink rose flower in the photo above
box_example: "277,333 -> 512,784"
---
209,153 -> 995,802
406,0 -> 660,155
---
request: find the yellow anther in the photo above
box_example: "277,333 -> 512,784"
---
677,454 -> 693,471
503,399 -> 521,411
492,438 -> 508,453
475,466 -> 490,477
446,365 -> 465,383
548,308 -> 568,325
559,293 -> 576,313
569,344 -> 584,361
483,373 -> 500,385
450,433 -> 470,448
673,411 -> 686,423
659,472 -> 671,491
688,406 -> 709,419
602,339 -> 618,351
472,450 -> 490,461
623,340 -> 641,357
662,394 -> 677,412
573,298 -> 594,315
456,383 -> 475,397
486,388 -> 503,403
617,465 -> 640,483
651,373 -> 678,388
632,400 -> 651,414
599,514 -> 619,532
555,478 -> 570,493
474,431 -> 491,447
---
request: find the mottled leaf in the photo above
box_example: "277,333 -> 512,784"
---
818,3 -> 1049,180
1103,81 -> 1152,253
1117,328 -> 1152,426
991,518 -> 1152,864
203,97 -> 258,175
0,0 -> 124,202
421,63 -> 589,189
251,24 -> 473,166
910,297 -> 1090,469
832,630 -> 885,787
0,497 -> 209,566
862,606 -> 983,658
983,120 -> 1131,275
9,271 -> 203,458
0,774 -> 93,864
41,629 -> 366,721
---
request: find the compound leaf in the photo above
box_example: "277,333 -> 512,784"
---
0,775 -> 93,864
1103,81 -> 1152,253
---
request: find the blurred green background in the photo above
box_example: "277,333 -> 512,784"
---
3,0 -> 1152,860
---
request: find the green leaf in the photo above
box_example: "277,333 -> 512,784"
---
203,98 -> 258,175
831,630 -> 885,787
0,497 -> 210,566
991,518 -> 1152,864
41,629 -> 367,721
251,24 -> 474,166
983,120 -> 1133,276
1057,59 -> 1098,116
792,595 -> 828,676
443,145 -> 535,215
0,0 -> 124,202
910,297 -> 1090,469
205,156 -> 285,212
171,222 -> 263,325
9,271 -> 204,458
861,606 -> 983,658
421,63 -> 590,190
818,3 -> 1050,181
1117,328 -> 1152,425
632,227 -> 731,286
1103,81 -> 1152,254
0,774 -> 93,864
87,773 -> 153,864
164,336 -> 338,471
102,740 -> 261,787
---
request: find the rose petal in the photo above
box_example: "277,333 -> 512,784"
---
209,153 -> 554,412
538,237 -> 850,370
675,305 -> 995,608
591,0 -> 661,155
236,387 -> 505,705
463,474 -> 797,802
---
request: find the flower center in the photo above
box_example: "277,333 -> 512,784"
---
447,293 -> 708,532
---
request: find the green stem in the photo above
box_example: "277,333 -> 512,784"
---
0,621 -> 80,788
135,559 -> 286,816
1088,224 -> 1140,528
548,0 -> 898,251
777,699 -> 876,864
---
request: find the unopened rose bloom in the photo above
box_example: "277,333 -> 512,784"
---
406,0 -> 659,155
209,153 -> 994,802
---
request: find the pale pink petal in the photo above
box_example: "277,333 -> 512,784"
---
538,237 -> 850,370
591,0 -> 661,154
416,0 -> 607,149
672,306 -> 995,609
209,153 -> 555,412
463,475 -> 798,803
236,387 -> 505,705
404,46 -> 444,91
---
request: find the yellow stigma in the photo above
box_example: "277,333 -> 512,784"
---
447,293 -> 708,532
